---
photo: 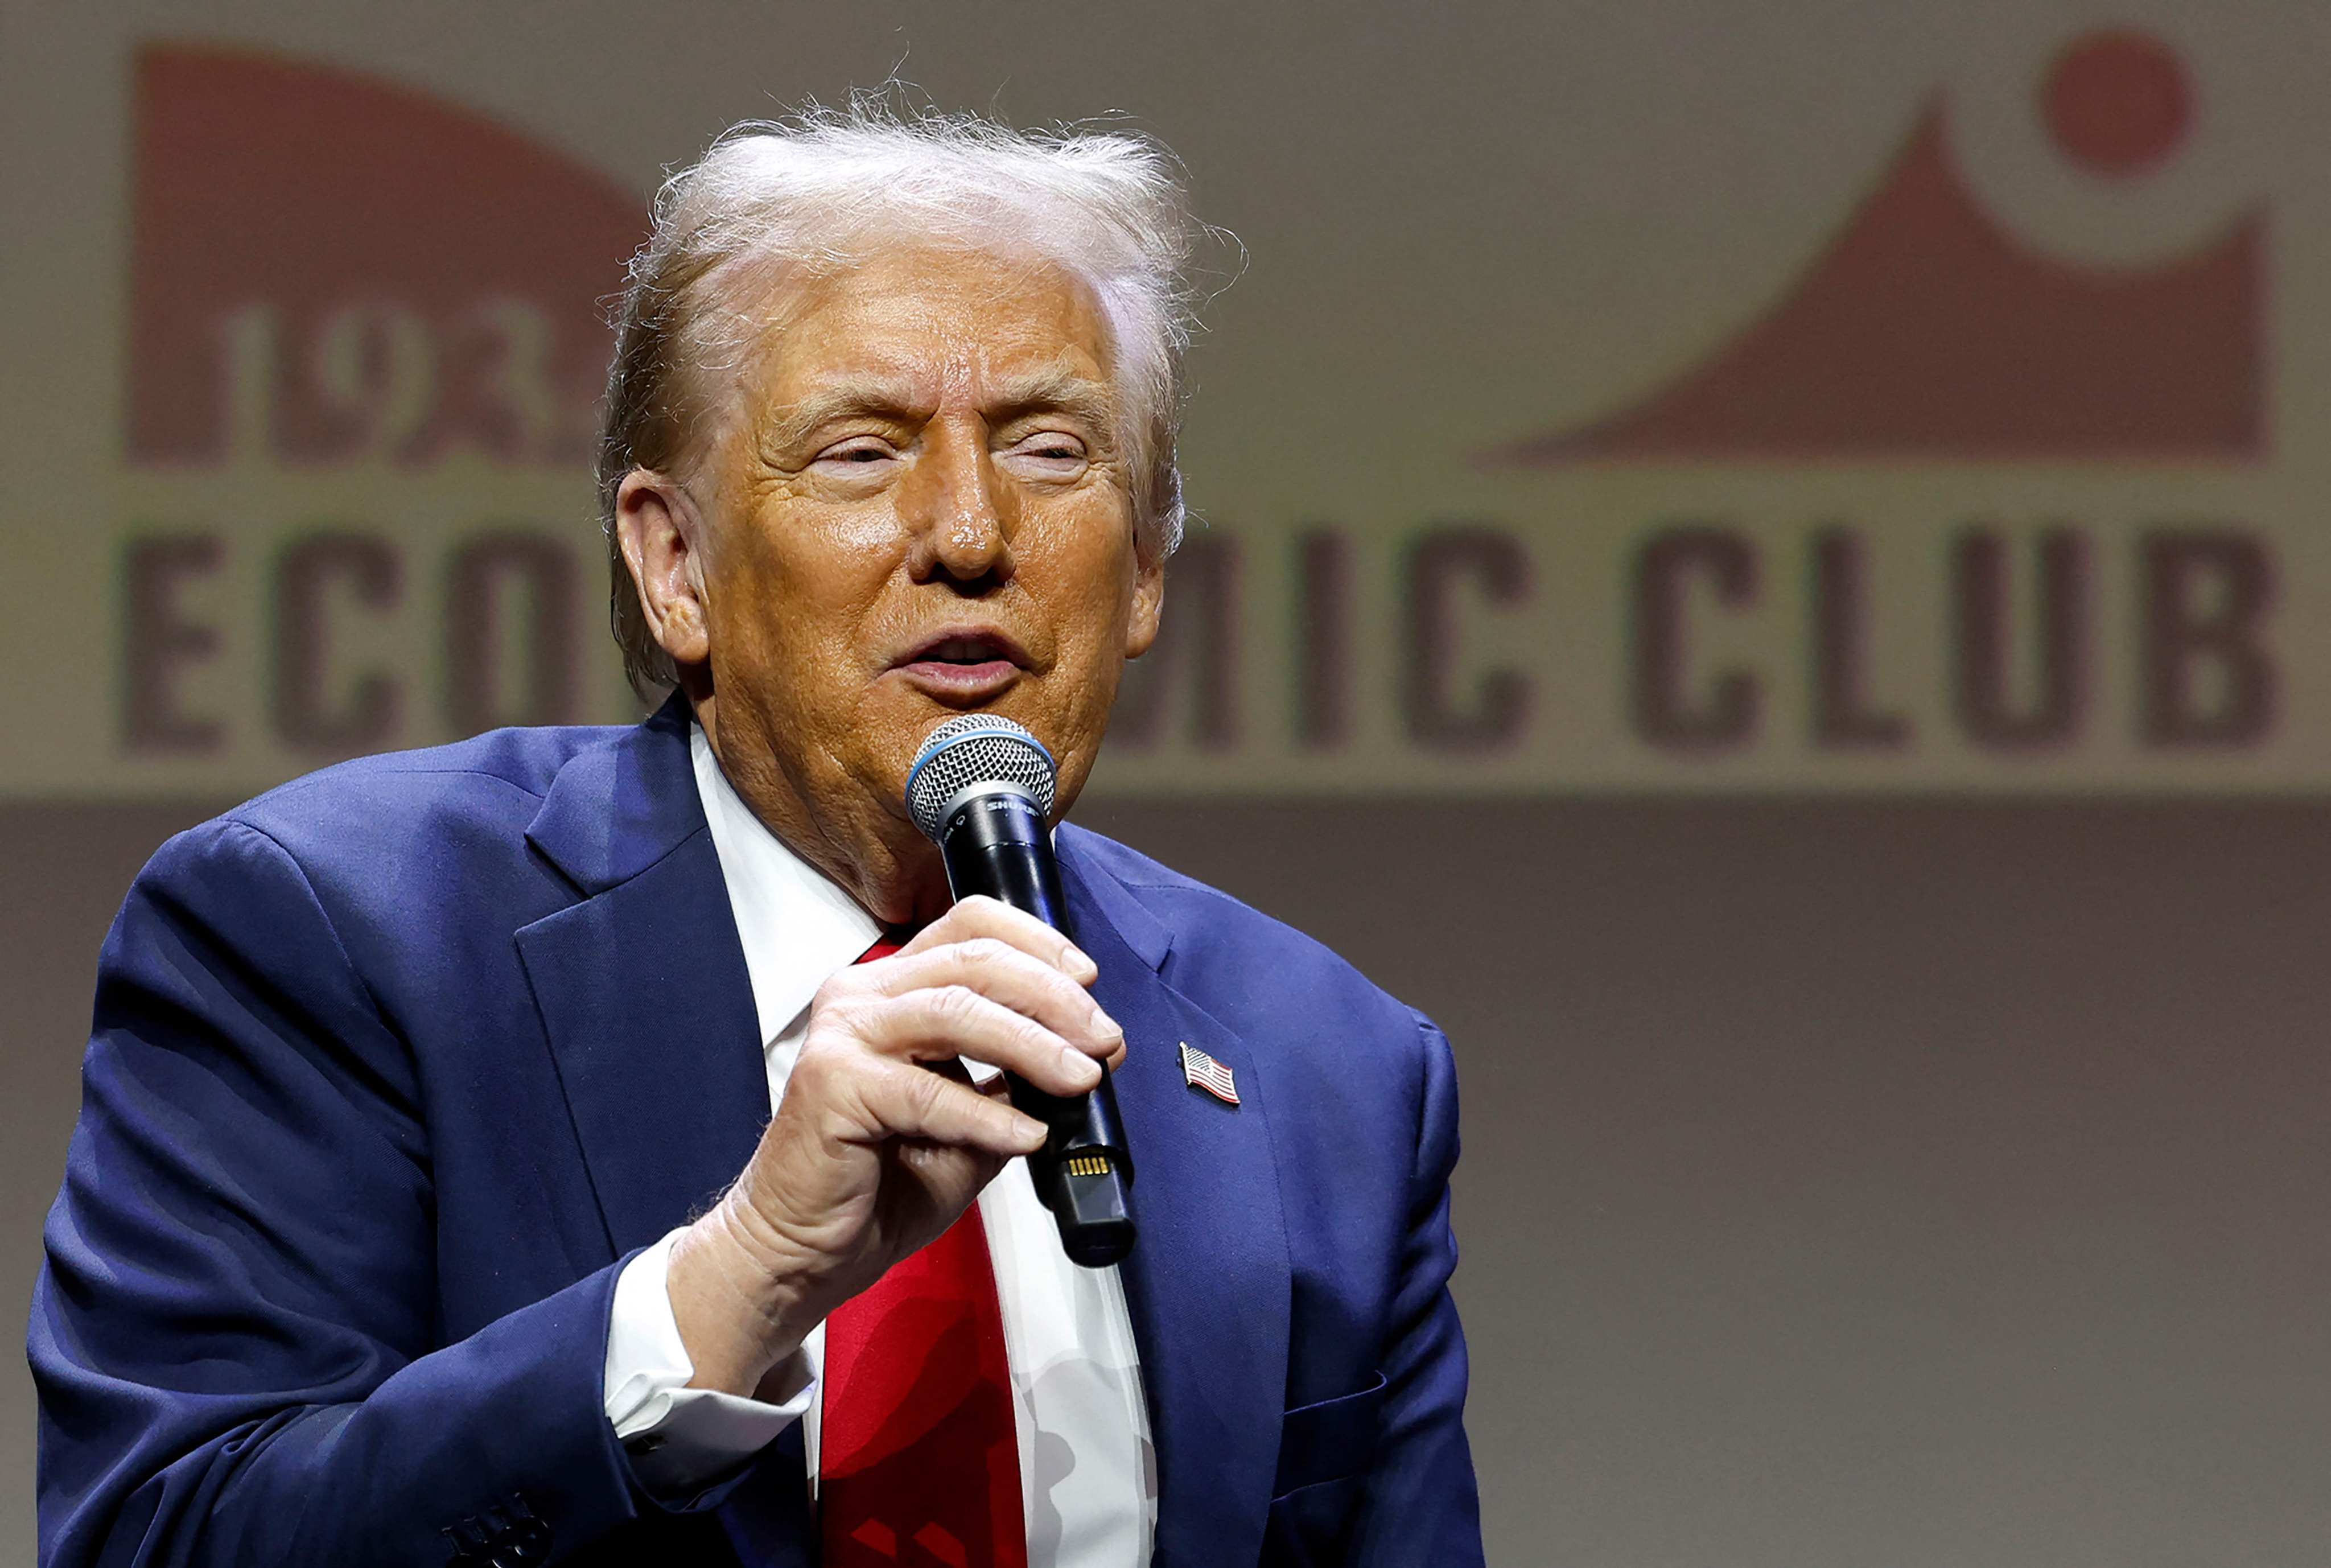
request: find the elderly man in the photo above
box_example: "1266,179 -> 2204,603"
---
30,107 -> 1481,1567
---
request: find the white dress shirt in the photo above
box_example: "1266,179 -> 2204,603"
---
600,724 -> 1157,1565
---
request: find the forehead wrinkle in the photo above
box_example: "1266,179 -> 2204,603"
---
744,244 -> 1123,447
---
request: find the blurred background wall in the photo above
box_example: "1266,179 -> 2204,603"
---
6,1 -> 2329,1562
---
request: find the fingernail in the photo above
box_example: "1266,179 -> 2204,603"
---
1066,946 -> 1099,981
1096,1012 -> 1125,1045
1061,1047 -> 1103,1085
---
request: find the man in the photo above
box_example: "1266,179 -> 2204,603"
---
31,105 -> 1481,1566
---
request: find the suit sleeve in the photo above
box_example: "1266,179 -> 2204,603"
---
1350,1010 -> 1486,1567
27,818 -> 644,1567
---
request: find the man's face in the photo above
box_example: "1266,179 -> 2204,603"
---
686,242 -> 1162,862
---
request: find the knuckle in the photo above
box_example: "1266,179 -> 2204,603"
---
788,1043 -> 840,1093
959,895 -> 1033,935
809,993 -> 866,1041
930,983 -> 982,1025
907,1067 -> 949,1117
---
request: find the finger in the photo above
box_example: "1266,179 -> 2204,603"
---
850,1056 -> 1048,1156
859,985 -> 1110,1096
898,895 -> 1098,983
866,939 -> 1123,1062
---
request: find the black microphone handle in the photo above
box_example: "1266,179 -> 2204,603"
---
934,787 -> 1136,1267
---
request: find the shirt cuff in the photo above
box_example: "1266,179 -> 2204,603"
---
603,1227 -> 817,1495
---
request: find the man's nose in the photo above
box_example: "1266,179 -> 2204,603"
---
903,422 -> 1014,585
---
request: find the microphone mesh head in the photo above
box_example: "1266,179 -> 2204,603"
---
905,715 -> 1057,841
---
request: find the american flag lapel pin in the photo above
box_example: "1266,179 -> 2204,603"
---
1179,1041 -> 1240,1106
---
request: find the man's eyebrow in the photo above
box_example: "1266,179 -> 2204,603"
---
983,368 -> 1120,429
759,376 -> 930,451
759,366 -> 1120,452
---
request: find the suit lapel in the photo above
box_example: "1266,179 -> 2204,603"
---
519,698 -> 818,1562
1060,836 -> 1292,1568
514,695 -> 771,1259
508,719 -> 1291,1564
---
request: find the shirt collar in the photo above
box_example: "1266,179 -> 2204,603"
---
690,722 -> 883,1048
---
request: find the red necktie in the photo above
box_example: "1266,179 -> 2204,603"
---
819,937 -> 1027,1568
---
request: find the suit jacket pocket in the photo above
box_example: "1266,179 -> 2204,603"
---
1271,1371 -> 1390,1496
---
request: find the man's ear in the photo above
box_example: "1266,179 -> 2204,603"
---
1124,546 -> 1166,660
616,470 -> 713,668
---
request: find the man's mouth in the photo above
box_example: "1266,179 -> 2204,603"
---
894,629 -> 1029,696
918,635 -> 1015,666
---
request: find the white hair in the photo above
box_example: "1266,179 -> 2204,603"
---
599,99 -> 1202,695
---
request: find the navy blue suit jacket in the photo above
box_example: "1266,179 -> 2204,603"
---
30,698 -> 1481,1566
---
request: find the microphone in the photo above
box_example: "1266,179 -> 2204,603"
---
906,715 -> 1136,1267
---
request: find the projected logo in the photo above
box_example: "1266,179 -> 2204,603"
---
85,29 -> 2302,796
1494,32 -> 2259,464
117,43 -> 641,761
1464,28 -> 2280,768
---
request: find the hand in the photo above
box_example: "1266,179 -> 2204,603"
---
664,895 -> 1126,1396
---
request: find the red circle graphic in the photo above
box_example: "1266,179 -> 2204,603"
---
2041,30 -> 2193,177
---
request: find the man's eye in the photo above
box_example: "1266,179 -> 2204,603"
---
817,442 -> 894,466
1011,436 -> 1087,464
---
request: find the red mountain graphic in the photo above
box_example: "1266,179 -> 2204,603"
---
127,43 -> 643,467
1490,76 -> 2262,464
